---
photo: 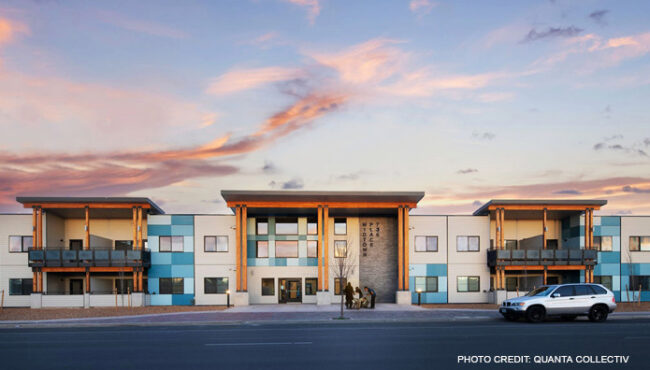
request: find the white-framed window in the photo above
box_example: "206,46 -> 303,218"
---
307,240 -> 318,258
204,277 -> 228,294
630,236 -> 650,251
275,241 -> 298,258
334,240 -> 347,258
9,236 -> 32,253
159,236 -> 184,252
334,218 -> 347,235
275,218 -> 298,235
415,236 -> 438,252
257,241 -> 269,258
9,278 -> 33,295
414,276 -> 438,292
204,236 -> 228,252
594,236 -> 612,251
457,276 -> 480,292
457,236 -> 480,252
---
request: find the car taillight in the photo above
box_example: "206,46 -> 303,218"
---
612,297 -> 616,303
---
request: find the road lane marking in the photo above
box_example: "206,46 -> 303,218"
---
205,341 -> 312,346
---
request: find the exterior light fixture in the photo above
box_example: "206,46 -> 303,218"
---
226,289 -> 231,308
416,289 -> 423,306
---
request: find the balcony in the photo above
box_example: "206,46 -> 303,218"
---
487,249 -> 597,268
28,248 -> 151,268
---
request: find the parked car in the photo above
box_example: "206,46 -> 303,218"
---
499,283 -> 616,323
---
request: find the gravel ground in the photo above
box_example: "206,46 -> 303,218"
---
0,306 -> 226,321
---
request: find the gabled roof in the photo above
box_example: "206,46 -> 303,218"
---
16,196 -> 165,215
473,199 -> 608,216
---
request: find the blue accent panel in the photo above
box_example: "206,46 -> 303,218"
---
171,264 -> 194,278
148,264 -> 172,277
614,291 -> 621,302
273,258 -> 287,266
172,294 -> 194,305
171,225 -> 193,236
601,217 -> 621,227
172,252 -> 194,265
147,225 -> 171,236
150,294 -> 172,306
595,263 -> 620,276
148,278 -> 159,293
598,252 -> 620,264
248,240 -> 256,258
151,252 -> 172,265
426,264 -> 447,276
171,215 -> 194,225
600,226 -> 620,236
411,292 -> 447,304
307,257 -> 318,266
410,264 -> 426,276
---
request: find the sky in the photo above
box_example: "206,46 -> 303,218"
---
0,0 -> 649,215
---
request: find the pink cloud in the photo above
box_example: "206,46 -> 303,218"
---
286,0 -> 321,24
409,0 -> 437,15
206,66 -> 301,95
98,11 -> 188,39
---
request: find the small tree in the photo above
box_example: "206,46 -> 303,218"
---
330,238 -> 357,319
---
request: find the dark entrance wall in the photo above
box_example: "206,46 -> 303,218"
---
359,217 -> 397,303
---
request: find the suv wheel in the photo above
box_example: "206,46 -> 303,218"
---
526,306 -> 546,323
588,305 -> 608,322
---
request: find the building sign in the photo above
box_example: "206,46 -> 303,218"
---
360,221 -> 381,257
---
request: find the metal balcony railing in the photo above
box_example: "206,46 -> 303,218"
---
28,247 -> 150,268
487,249 -> 597,268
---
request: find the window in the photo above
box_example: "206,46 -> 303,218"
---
629,276 -> 650,291
546,239 -> 559,250
305,278 -> 318,295
574,285 -> 595,296
590,284 -> 608,294
204,277 -> 228,294
261,278 -> 275,296
256,241 -> 269,258
159,278 -> 184,294
594,236 -> 612,251
415,277 -> 438,292
457,276 -> 480,292
415,236 -> 438,252
9,236 -> 32,252
307,240 -> 318,258
334,278 -> 347,295
457,236 -> 480,252
205,236 -> 228,252
307,218 -> 318,235
114,279 -> 133,294
256,218 -> 268,235
275,218 -> 298,235
553,285 -> 575,297
594,276 -> 613,291
630,236 -> 650,251
9,278 -> 33,295
159,236 -> 184,252
334,218 -> 347,235
275,241 -> 298,258
334,240 -> 347,258
114,240 -> 133,250
504,240 -> 517,250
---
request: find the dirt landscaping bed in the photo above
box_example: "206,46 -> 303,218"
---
0,306 -> 227,321
420,302 -> 650,312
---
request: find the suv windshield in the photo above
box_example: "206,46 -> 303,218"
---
525,286 -> 553,297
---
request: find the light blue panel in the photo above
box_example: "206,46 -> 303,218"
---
249,258 -> 269,266
171,225 -> 193,237
580,274 -> 585,283
598,252 -> 620,264
595,263 -> 619,276
613,276 -> 621,292
298,240 -> 307,258
171,215 -> 194,225
640,264 -> 650,275
268,240 -> 276,258
148,278 -> 159,294
148,225 -> 171,236
409,264 -> 427,276
183,278 -> 194,294
172,252 -> 194,265
613,236 -> 620,252
151,252 -> 171,265
600,226 -> 620,237
411,292 -> 447,304
148,235 -> 159,252
426,264 -> 447,276
439,276 -> 448,292
148,215 -> 171,225
171,264 -> 194,278
286,258 -> 300,266
601,217 -> 620,227
183,236 -> 194,252
274,258 -> 287,266
307,258 -> 318,266
150,294 -> 172,306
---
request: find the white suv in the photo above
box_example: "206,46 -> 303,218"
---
499,283 -> 617,323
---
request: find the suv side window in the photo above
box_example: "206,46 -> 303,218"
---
590,285 -> 608,295
553,286 -> 575,297
574,285 -> 593,296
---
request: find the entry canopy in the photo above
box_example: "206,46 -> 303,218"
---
16,196 -> 165,219
221,190 -> 425,216
473,199 -> 608,220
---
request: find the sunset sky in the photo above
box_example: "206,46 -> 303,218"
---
0,0 -> 649,215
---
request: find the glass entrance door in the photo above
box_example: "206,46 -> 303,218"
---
278,278 -> 302,303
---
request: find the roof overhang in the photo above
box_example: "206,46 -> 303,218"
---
473,199 -> 607,218
16,196 -> 165,218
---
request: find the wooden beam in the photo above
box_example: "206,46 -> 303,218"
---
84,206 -> 90,250
235,206 -> 241,292
487,204 -> 603,211
137,207 -> 143,250
398,206 -> 404,291
543,268 -> 547,285
242,205 -> 248,292
589,208 -> 594,251
324,206 -> 329,291
86,271 -> 90,293
404,206 -> 410,291
37,207 -> 43,249
139,271 -> 143,293
543,208 -> 547,250
33,271 -> 37,293
22,203 -> 152,209
500,208 -> 505,250
132,207 -> 137,250
225,201 -> 418,209
495,209 -> 501,250
584,208 -> 589,250
41,266 -> 137,273
32,207 -> 36,250
38,271 -> 43,293
317,206 -> 323,291
548,265 -> 586,271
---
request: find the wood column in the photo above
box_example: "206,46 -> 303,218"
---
132,207 -> 137,250
543,268 -> 547,285
32,207 -> 37,249
324,206 -> 329,291
84,206 -> 90,250
500,208 -> 505,251
404,206 -> 410,291
397,206 -> 404,291
137,207 -> 143,250
543,208 -> 547,249
242,206 -> 248,292
317,206 -> 323,291
495,209 -> 501,250
235,206 -> 241,291
37,207 -> 43,293
38,270 -> 43,294
86,271 -> 90,293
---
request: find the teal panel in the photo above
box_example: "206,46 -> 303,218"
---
595,263 -> 619,276
273,258 -> 287,266
171,215 -> 194,225
307,257 -> 318,266
151,252 -> 172,265
299,235 -> 307,241
148,264 -> 171,278
411,291 -> 447,304
426,264 -> 447,276
274,235 -> 299,241
172,252 -> 194,265
598,252 -> 620,264
171,225 -> 193,236
600,226 -> 621,237
172,294 -> 194,305
148,278 -> 159,293
247,240 -> 256,258
171,264 -> 194,278
601,217 -> 621,227
147,225 -> 171,236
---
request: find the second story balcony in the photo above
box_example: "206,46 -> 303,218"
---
487,248 -> 598,268
28,247 -> 151,268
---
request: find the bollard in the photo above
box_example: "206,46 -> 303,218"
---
226,290 -> 231,308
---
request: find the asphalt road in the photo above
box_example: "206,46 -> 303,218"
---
1,319 -> 649,370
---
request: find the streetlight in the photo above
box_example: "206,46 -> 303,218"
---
226,289 -> 231,308
416,289 -> 422,306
